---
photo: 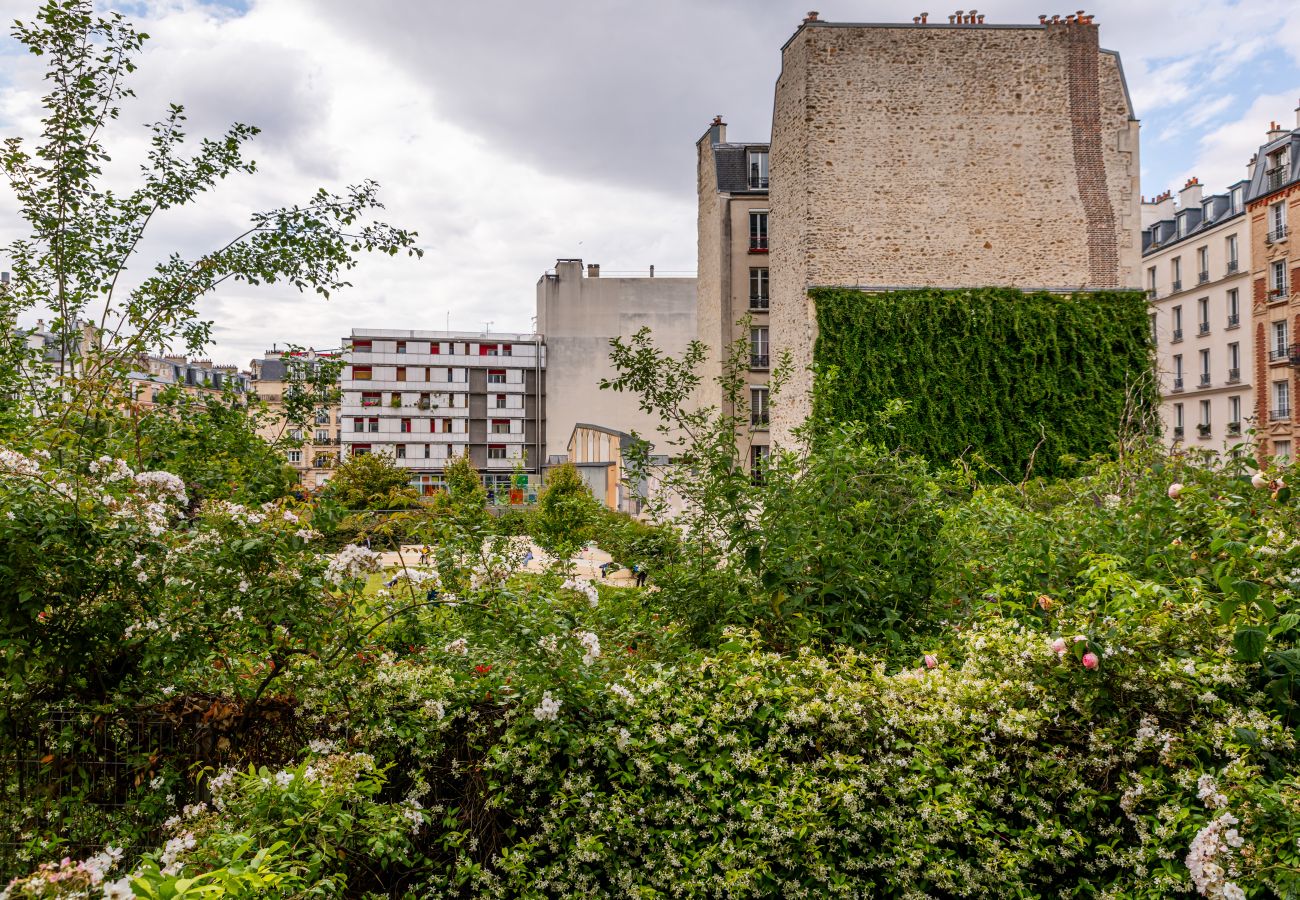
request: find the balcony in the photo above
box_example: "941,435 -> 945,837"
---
1198,322 -> 1210,335
1173,425 -> 1185,440
1226,259 -> 1239,275
1198,270 -> 1210,284
1269,287 -> 1290,303
1227,368 -> 1241,383
1227,313 -> 1240,328
751,412 -> 769,427
1227,421 -> 1242,436
1272,408 -> 1292,422
1172,377 -> 1185,392
749,237 -> 769,253
1267,225 -> 1289,244
1198,423 -> 1212,438
1270,346 -> 1291,362
1199,373 -> 1212,388
1266,166 -> 1288,193
749,296 -> 769,311
1172,279 -> 1183,293
1145,288 -> 1157,300
1172,328 -> 1184,342
750,354 -> 770,370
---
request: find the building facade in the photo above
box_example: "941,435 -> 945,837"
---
249,349 -> 342,490
766,11 -> 1141,446
1247,110 -> 1300,464
536,259 -> 695,461
695,119 -> 772,475
1142,178 -> 1252,453
339,329 -> 545,495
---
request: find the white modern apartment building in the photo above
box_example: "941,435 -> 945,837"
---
339,329 -> 545,495
1142,177 -> 1252,452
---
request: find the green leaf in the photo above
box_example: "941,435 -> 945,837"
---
1232,625 -> 1267,663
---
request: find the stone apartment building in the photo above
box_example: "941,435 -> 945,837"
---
765,11 -> 1141,446
536,259 -> 695,461
1248,108 -> 1300,463
695,119 -> 772,474
1142,178 -> 1252,452
249,349 -> 342,490
339,329 -> 545,496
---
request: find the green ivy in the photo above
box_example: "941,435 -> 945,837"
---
810,287 -> 1155,479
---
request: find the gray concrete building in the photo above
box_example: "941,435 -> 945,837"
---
536,259 -> 696,459
339,329 -> 545,495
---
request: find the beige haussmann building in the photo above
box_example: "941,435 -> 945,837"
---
764,11 -> 1141,446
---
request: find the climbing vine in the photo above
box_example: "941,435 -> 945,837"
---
810,287 -> 1155,479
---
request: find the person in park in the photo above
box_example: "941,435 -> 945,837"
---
633,564 -> 648,587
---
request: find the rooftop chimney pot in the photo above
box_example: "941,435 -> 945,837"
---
803,10 -> 819,22
587,264 -> 600,278
920,12 -> 929,23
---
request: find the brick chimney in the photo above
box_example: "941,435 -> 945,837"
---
587,264 -> 601,278
708,114 -> 726,146
1268,120 -> 1288,141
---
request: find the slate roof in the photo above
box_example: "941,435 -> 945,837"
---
713,143 -> 769,195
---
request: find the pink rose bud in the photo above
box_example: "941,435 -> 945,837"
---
1082,652 -> 1099,670
1051,638 -> 1067,655
1167,482 -> 1183,500
924,654 -> 938,669
1252,472 -> 1269,490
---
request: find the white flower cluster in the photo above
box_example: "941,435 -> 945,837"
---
1196,773 -> 1228,809
0,447 -> 44,479
537,634 -> 560,653
159,831 -> 196,876
308,738 -> 338,755
577,631 -> 601,666
533,690 -> 562,722
609,683 -> 636,705
444,638 -> 468,656
561,577 -> 600,607
208,500 -> 266,525
1186,811 -> 1245,899
325,544 -> 382,585
401,799 -> 424,835
81,845 -> 123,886
133,470 -> 188,506
89,455 -> 133,483
294,528 -> 320,542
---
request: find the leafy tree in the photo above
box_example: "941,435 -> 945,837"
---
0,0 -> 420,464
532,462 -> 601,561
431,452 -> 488,531
323,451 -> 420,511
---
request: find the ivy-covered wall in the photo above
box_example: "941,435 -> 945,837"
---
810,287 -> 1155,479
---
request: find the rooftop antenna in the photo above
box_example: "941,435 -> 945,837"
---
482,320 -> 494,335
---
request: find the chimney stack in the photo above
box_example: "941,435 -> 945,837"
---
587,264 -> 601,278
708,114 -> 726,146
649,265 -> 655,277
1268,120 -> 1288,141
1178,177 -> 1204,211
1294,98 -> 1300,130
803,10 -> 819,23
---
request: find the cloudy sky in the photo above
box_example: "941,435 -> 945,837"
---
1,0 -> 1299,365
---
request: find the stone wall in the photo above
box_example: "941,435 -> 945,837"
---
769,17 -> 1141,446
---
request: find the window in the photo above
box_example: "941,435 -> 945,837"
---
1275,440 -> 1293,464
400,418 -> 412,433
750,326 -> 769,368
1227,289 -> 1240,327
1147,266 -> 1157,297
749,210 -> 768,252
750,445 -> 770,484
1273,320 -> 1289,359
367,417 -> 379,433
1229,396 -> 1242,433
488,445 -> 507,460
361,390 -> 381,407
1269,201 -> 1287,241
751,387 -> 769,427
1174,402 -> 1184,438
315,410 -> 330,424
1271,260 -> 1289,298
352,365 -> 373,381
1171,257 -> 1182,291
1199,349 -> 1211,386
1199,400 -> 1212,435
494,394 -> 507,409
315,429 -> 330,442
1226,234 -> 1239,272
353,417 -> 364,432
352,339 -> 372,352
1172,306 -> 1183,341
1228,342 -> 1240,382
480,344 -> 499,356
418,392 -> 432,410
502,344 -> 513,357
424,444 -> 431,458
491,419 -> 511,434
1149,312 -> 1158,346
1197,297 -> 1209,333
1177,215 -> 1186,238
396,340 -> 406,354
396,444 -> 406,459
287,450 -> 302,463
1173,354 -> 1184,390
749,268 -> 769,309
1197,246 -> 1209,282
1231,186 -> 1243,212
747,149 -> 769,189
430,342 -> 441,355
1274,380 -> 1291,419
396,366 -> 406,382
352,444 -> 371,456
487,369 -> 506,385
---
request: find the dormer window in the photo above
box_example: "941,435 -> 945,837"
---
1230,186 -> 1243,212
1177,215 -> 1186,238
747,150 -> 769,190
